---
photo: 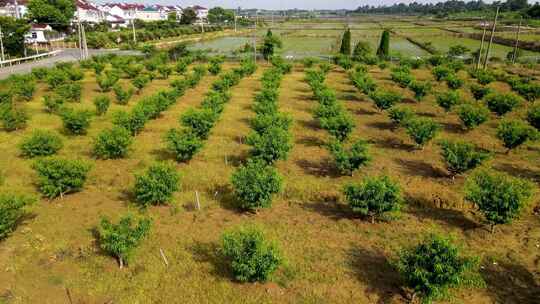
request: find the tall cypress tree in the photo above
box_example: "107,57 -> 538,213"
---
339,28 -> 352,56
377,30 -> 390,58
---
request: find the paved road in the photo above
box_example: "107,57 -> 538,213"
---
0,49 -> 140,80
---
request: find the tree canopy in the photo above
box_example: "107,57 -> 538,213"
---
208,7 -> 235,23
180,8 -> 197,25
27,0 -> 76,30
0,17 -> 30,56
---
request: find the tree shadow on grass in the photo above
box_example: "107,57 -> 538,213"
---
295,158 -> 341,178
416,111 -> 438,118
354,107 -> 379,115
370,137 -> 413,152
300,201 -> 354,221
296,135 -> 326,147
481,261 -> 540,304
298,119 -> 320,131
367,121 -> 395,131
149,148 -> 176,162
395,158 -> 448,179
209,183 -> 239,212
441,121 -> 466,134
341,93 -> 361,102
0,213 -> 37,244
493,162 -> 540,183
347,247 -> 404,304
407,204 -> 480,231
188,241 -> 232,280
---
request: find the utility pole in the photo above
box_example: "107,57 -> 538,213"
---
476,22 -> 487,71
0,26 -> 5,67
511,17 -> 522,64
483,6 -> 499,70
13,0 -> 20,19
234,13 -> 237,32
131,18 -> 137,43
81,23 -> 88,59
77,13 -> 84,60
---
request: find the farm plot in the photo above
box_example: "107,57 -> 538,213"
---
0,50 -> 539,304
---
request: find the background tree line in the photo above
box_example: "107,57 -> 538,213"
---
355,0 -> 539,18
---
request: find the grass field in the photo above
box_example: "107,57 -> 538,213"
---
1,54 -> 540,303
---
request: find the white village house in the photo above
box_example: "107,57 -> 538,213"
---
75,0 -> 106,23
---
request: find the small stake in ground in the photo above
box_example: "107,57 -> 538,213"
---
195,191 -> 201,210
159,248 -> 169,267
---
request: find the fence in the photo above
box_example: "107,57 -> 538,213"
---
0,50 -> 63,67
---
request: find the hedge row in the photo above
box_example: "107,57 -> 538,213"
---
231,58 -> 292,213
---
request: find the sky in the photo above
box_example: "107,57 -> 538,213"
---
97,0 -> 484,10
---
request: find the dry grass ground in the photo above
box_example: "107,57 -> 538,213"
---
0,60 -> 539,304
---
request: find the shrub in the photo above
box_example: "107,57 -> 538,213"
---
164,128 -> 204,162
406,117 -> 441,147
19,130 -> 63,158
93,96 -> 111,116
231,159 -> 282,211
445,74 -> 463,89
0,193 -> 35,240
208,57 -> 224,75
157,64 -> 173,79
175,60 -> 188,74
12,77 -> 36,101
396,235 -> 480,303
344,175 -> 402,222
455,103 -> 490,130
527,103 -> 540,130
388,107 -> 415,126
409,81 -> 431,101
496,119 -> 537,151
55,82 -> 82,103
132,74 -> 151,93
97,71 -> 120,92
92,62 -> 105,75
485,92 -> 522,116
247,127 -> 292,164
369,89 -> 402,110
97,214 -> 151,268
513,82 -> 540,102
112,109 -> 147,136
180,108 -> 217,139
465,169 -> 534,232
42,95 -> 64,113
319,112 -> 355,142
32,157 -> 91,198
31,67 -> 49,80
0,106 -> 28,131
221,225 -> 282,282
45,68 -> 69,89
432,66 -> 452,81
251,112 -> 292,134
473,70 -> 495,85
439,140 -> 489,177
93,127 -> 133,159
469,84 -> 492,100
122,64 -> 144,79
113,84 -> 135,105
133,162 -> 180,207
390,70 -> 413,87
0,91 -> 12,104
436,90 -> 461,111
303,57 -> 318,68
328,139 -> 371,176
61,109 -> 92,135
